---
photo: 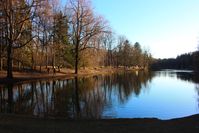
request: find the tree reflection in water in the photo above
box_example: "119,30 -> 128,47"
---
0,70 -> 198,119
195,84 -> 199,109
156,70 -> 199,110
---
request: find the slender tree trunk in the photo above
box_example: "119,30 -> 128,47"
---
0,50 -> 2,71
6,0 -> 13,79
0,58 -> 2,71
75,42 -> 79,74
40,48 -> 44,72
7,44 -> 13,79
75,53 -> 78,74
52,47 -> 55,69
31,51 -> 34,70
46,46 -> 48,68
17,57 -> 20,71
0,29 -> 2,71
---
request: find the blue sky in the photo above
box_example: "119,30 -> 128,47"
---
92,0 -> 199,58
62,0 -> 199,58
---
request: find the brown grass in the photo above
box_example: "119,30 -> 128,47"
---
0,67 -> 129,84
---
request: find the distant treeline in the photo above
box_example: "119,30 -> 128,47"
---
151,51 -> 199,71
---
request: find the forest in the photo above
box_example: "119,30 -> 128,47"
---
0,0 -> 152,79
151,51 -> 199,71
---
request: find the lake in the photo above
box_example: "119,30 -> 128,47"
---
0,70 -> 199,120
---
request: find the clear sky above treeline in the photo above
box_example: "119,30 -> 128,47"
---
62,0 -> 199,59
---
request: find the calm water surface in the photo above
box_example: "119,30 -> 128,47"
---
0,70 -> 199,120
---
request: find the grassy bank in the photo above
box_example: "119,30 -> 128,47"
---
0,67 -> 139,84
0,114 -> 198,133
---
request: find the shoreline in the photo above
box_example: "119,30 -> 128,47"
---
0,67 -> 141,84
0,114 -> 198,133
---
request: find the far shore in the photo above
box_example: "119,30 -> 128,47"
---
0,67 -> 144,84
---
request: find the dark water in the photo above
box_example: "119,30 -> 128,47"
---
0,70 -> 199,120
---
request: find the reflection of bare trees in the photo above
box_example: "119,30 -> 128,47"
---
78,76 -> 107,119
0,84 -> 14,113
103,71 -> 153,103
156,70 -> 199,83
0,71 -> 154,119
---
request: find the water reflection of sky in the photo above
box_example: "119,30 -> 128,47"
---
103,71 -> 199,120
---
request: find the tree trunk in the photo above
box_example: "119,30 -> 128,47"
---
17,60 -> 20,71
0,58 -> 2,71
7,44 -> 13,79
6,0 -> 13,79
40,48 -> 44,72
46,46 -> 48,68
75,42 -> 79,74
0,53 -> 2,71
31,52 -> 34,70
0,37 -> 2,71
52,48 -> 55,69
75,52 -> 79,74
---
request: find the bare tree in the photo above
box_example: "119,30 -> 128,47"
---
34,0 -> 54,70
0,5 -> 6,70
101,33 -> 114,66
67,0 -> 108,74
0,0 -> 38,78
